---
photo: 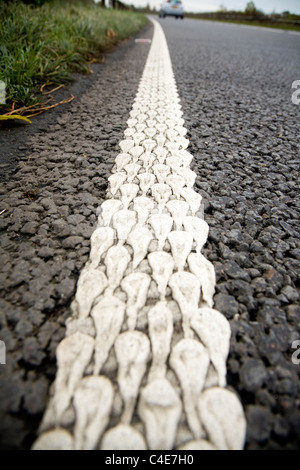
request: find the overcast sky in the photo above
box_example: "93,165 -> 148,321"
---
121,0 -> 300,14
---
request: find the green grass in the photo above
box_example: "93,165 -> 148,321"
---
0,0 -> 148,113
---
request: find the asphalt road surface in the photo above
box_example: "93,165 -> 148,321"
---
0,17 -> 299,450
159,17 -> 300,450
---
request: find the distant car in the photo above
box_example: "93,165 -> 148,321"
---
159,0 -> 184,19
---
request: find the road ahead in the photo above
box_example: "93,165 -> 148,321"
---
160,17 -> 300,449
0,18 -> 299,450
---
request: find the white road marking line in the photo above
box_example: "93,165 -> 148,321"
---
32,18 -> 246,451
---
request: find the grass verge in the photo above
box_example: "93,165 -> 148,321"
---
0,0 -> 148,118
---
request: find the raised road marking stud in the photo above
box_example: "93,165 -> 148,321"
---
32,18 -> 246,451
135,39 -> 152,44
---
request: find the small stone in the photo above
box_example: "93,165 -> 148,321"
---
37,321 -> 59,349
246,405 -> 273,442
258,304 -> 286,325
239,359 -> 267,392
214,263 -> 226,281
51,219 -> 71,237
278,396 -> 296,413
9,261 -> 31,287
27,308 -> 45,327
275,365 -> 294,380
228,358 -> 240,374
218,242 -> 232,258
286,304 -> 300,323
23,376 -> 49,415
238,294 -> 256,311
227,279 -> 254,297
279,221 -> 295,237
258,231 -> 276,248
23,337 -> 46,366
264,269 -> 284,290
290,248 -> 300,259
255,389 -> 276,408
0,300 -> 21,324
258,331 -> 282,365
276,379 -> 296,395
250,240 -> 264,253
257,297 -> 281,308
251,277 -> 266,293
287,409 -> 300,437
214,293 -> 239,319
227,229 -> 243,243
55,278 -> 76,302
248,268 -> 261,278
0,218 -> 9,230
0,311 -> 7,328
224,260 -> 251,282
0,372 -> 24,413
62,236 -> 84,249
27,202 -> 43,213
280,286 -> 299,302
23,247 -> 36,260
273,415 -> 290,437
37,247 -> 55,259
256,306 -> 274,327
15,320 -> 33,338
80,226 -> 94,239
66,214 -> 85,225
276,240 -> 289,255
39,197 -> 56,211
20,221 -> 39,235
0,415 -> 26,449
